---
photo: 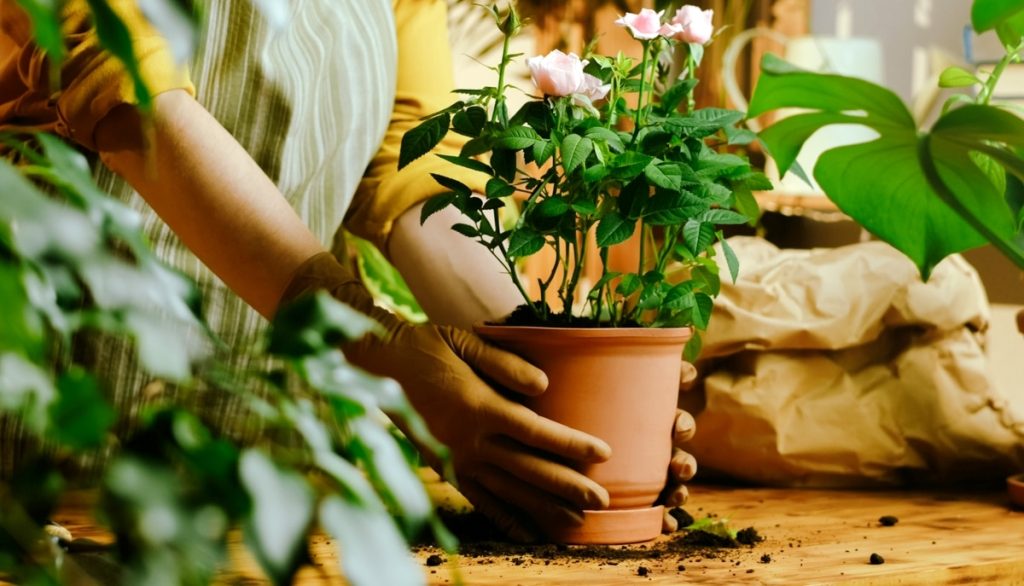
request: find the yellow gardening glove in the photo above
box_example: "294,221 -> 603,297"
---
279,253 -> 612,541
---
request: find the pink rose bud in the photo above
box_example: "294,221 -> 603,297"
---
528,49 -> 588,97
578,73 -> 611,102
671,5 -> 714,44
614,8 -> 665,41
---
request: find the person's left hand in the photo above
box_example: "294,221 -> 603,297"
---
660,362 -> 699,532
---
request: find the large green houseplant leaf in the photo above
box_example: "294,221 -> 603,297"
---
749,53 -> 1024,279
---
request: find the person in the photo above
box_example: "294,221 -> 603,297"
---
0,0 -> 698,538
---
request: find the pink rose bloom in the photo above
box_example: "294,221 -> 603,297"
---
578,73 -> 611,103
658,22 -> 684,39
671,5 -> 714,44
614,8 -> 665,41
528,50 -> 587,97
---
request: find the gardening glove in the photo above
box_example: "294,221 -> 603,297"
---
279,252 -> 613,541
660,361 -> 699,533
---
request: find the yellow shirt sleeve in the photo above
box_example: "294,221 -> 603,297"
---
0,0 -> 193,151
344,0 -> 489,252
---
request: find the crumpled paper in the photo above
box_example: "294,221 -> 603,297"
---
681,237 -> 1024,487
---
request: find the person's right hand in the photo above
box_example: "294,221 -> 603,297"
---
278,252 -> 612,541
352,323 -> 613,542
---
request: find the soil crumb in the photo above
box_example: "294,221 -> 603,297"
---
869,553 -> 885,565
878,515 -> 899,527
736,527 -> 764,546
668,507 -> 695,529
637,566 -> 650,576
760,554 -> 772,564
425,554 -> 445,567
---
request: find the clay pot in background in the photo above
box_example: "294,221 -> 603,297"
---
475,325 -> 691,544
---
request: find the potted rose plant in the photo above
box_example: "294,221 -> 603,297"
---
399,4 -> 765,544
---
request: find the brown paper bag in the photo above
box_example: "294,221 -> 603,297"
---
681,237 -> 1024,487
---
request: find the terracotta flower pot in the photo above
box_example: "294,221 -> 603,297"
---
475,324 -> 691,544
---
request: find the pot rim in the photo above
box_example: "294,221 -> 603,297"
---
475,323 -> 693,342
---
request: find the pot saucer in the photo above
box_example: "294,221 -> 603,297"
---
545,506 -> 663,545
1009,474 -> 1024,509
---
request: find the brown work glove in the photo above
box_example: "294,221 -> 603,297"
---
280,253 -> 612,541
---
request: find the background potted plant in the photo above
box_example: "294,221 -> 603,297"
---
745,0 -> 1024,509
400,4 -> 766,544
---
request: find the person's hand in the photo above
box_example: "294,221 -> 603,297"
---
356,324 -> 613,541
279,253 -> 612,541
660,362 -> 699,533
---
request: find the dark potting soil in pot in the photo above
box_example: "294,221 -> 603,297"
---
416,508 -> 764,572
492,304 -> 643,328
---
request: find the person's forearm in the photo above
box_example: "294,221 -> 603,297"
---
388,203 -> 522,330
94,90 -> 324,317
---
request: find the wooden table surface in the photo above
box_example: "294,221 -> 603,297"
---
25,483 -> 1024,585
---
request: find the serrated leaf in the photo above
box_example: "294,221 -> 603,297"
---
399,113 -> 450,169
660,78 -> 699,114
583,164 -> 610,182
615,273 -> 641,297
430,174 -> 471,198
561,134 -> 594,174
645,191 -> 707,225
571,199 -> 598,215
451,223 -> 479,238
437,154 -> 494,177
452,106 -> 488,137
692,292 -> 714,330
609,152 -> 654,180
720,237 -> 740,284
494,126 -> 542,150
584,126 -> 625,151
532,139 -> 555,165
419,192 -> 456,224
485,177 -> 515,199
536,197 -> 571,218
683,220 -> 715,255
645,164 -> 682,191
684,331 -> 703,362
507,229 -> 545,257
617,177 -> 649,220
699,209 -> 749,225
596,213 -> 635,247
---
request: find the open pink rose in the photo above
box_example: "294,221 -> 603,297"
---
528,50 -> 588,97
671,5 -> 714,44
578,73 -> 611,102
614,8 -> 665,41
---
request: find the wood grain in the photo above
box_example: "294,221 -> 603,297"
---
23,484 -> 1024,585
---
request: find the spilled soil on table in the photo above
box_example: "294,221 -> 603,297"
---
416,507 -> 765,572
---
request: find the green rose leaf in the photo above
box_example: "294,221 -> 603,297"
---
507,228 -> 545,257
399,112 -> 450,169
419,192 -> 457,224
561,134 -> 594,174
720,236 -> 740,284
596,212 -> 636,247
494,126 -> 543,150
437,154 -> 494,177
452,106 -> 488,137
485,177 -> 516,199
